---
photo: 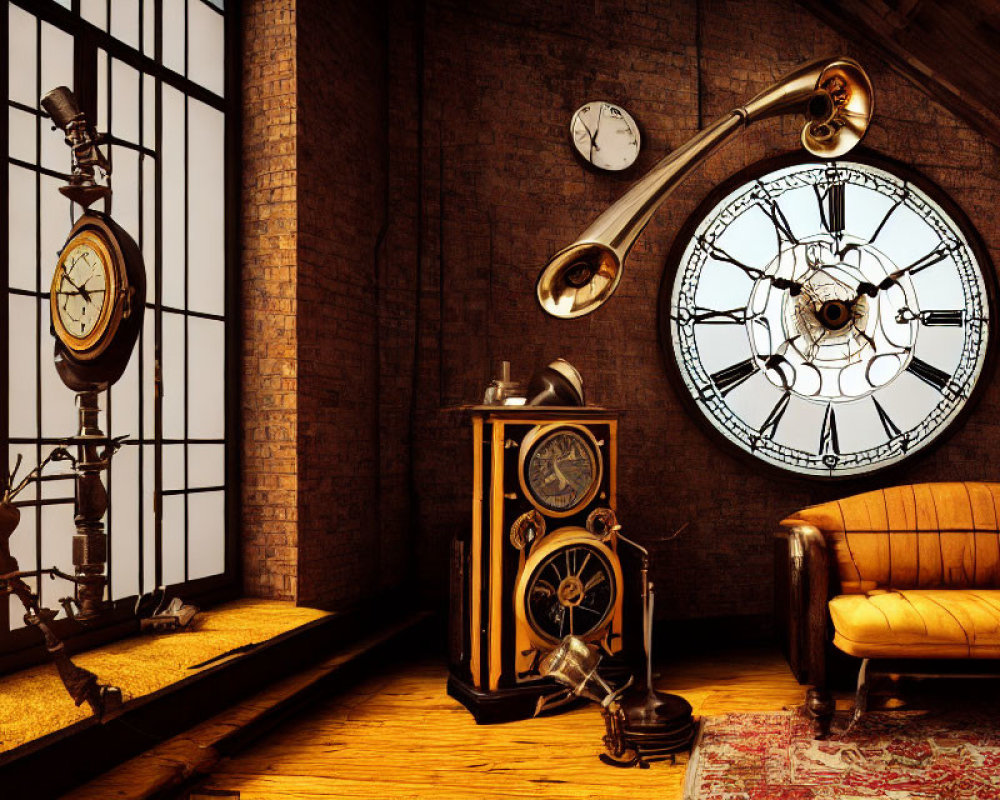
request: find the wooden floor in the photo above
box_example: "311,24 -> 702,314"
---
194,647 -> 813,799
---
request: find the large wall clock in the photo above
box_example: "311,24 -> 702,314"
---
660,153 -> 996,479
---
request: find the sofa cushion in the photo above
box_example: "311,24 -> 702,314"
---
829,589 -> 1000,658
782,482 -> 1000,593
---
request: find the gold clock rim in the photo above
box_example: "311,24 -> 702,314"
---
513,526 -> 622,650
50,226 -> 122,361
518,423 -> 603,518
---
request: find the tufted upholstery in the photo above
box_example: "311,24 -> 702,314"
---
782,482 -> 1000,660
782,482 -> 1000,594
828,589 -> 1000,658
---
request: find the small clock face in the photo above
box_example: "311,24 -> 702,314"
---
523,427 -> 601,514
526,542 -> 616,642
55,241 -> 109,338
570,102 -> 640,171
51,228 -> 118,358
663,157 -> 995,478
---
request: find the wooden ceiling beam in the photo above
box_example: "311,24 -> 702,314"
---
796,0 -> 1000,150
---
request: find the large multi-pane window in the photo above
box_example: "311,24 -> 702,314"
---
2,0 -> 236,658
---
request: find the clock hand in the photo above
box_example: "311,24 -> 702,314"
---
852,242 -> 956,300
551,459 -> 569,490
588,105 -> 604,161
583,572 -> 606,592
699,237 -> 804,295
61,269 -> 93,304
58,287 -> 105,299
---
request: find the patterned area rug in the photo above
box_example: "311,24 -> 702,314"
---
684,706 -> 1000,799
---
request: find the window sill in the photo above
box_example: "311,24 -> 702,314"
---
0,595 -> 426,796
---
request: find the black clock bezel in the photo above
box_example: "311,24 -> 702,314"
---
524,541 -> 618,644
656,148 -> 999,484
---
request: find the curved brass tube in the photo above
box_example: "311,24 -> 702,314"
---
537,57 -> 873,319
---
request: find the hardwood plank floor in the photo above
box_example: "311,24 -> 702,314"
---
195,647 -> 813,799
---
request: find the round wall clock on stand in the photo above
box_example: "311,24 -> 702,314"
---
659,152 -> 995,480
0,85 -> 146,721
41,85 -> 146,622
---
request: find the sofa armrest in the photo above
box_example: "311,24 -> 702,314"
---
783,524 -> 830,687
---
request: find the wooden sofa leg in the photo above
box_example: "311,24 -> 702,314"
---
806,687 -> 834,738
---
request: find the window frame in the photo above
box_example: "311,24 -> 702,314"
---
0,0 -> 241,672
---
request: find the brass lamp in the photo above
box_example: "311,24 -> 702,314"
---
539,636 -> 641,767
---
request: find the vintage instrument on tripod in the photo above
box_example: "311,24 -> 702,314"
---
448,405 -> 634,723
536,57 -> 873,318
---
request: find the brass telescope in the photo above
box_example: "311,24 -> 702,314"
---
537,57 -> 874,319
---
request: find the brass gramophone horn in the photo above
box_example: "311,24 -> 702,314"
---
537,57 -> 873,319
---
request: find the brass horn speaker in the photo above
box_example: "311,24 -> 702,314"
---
537,57 -> 873,319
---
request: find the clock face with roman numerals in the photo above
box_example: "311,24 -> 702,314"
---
662,157 -> 995,478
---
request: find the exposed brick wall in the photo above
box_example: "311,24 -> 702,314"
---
241,0 -> 406,608
399,0 -> 1000,621
241,0 -> 1000,623
295,0 -> 390,608
241,0 -> 299,600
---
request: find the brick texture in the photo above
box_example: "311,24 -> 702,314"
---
398,0 -> 1000,621
241,0 -> 1000,624
295,0 -> 391,608
241,0 -> 299,600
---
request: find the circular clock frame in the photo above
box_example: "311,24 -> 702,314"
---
51,226 -> 123,361
656,149 -> 998,482
513,526 -> 622,648
518,424 -> 603,517
50,211 -> 146,392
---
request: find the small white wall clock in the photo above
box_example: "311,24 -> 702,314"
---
570,101 -> 641,172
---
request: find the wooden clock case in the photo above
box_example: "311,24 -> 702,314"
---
448,406 -> 641,724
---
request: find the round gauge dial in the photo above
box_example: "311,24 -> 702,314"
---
522,426 -> 602,515
570,101 -> 641,172
663,156 -> 995,478
525,542 -> 616,643
50,228 -> 119,359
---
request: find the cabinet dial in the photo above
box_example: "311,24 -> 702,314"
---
663,157 -> 994,478
525,542 -> 616,643
520,425 -> 602,516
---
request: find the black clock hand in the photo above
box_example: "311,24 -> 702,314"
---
699,236 -> 804,295
853,242 -> 955,301
58,287 -> 105,299
589,105 -> 603,161
61,269 -> 93,304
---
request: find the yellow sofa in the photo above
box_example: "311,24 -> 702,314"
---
780,482 -> 1000,734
